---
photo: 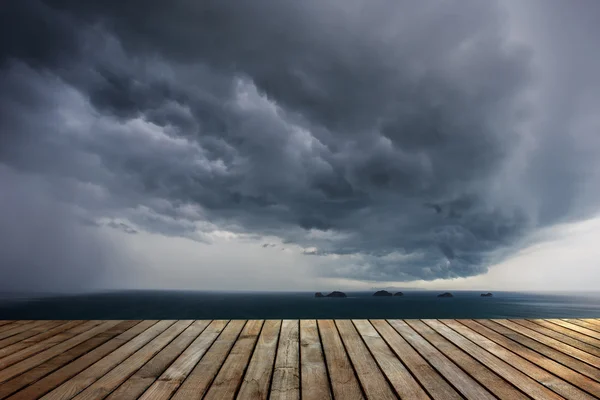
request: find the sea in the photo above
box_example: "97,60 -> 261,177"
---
1,290 -> 600,319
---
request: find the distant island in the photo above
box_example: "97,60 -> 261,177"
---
314,291 -> 495,299
373,290 -> 393,297
315,291 -> 347,298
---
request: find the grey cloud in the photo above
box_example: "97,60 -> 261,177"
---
0,166 -> 125,293
0,0 -> 598,285
106,221 -> 138,235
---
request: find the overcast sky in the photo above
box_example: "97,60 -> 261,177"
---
1,0 -> 599,293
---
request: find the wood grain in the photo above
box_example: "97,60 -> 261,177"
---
269,320 -> 300,400
335,320 -> 396,400
299,320 -> 331,400
371,319 -> 461,400
237,320 -> 281,400
171,320 -> 246,400
138,320 -> 228,400
317,320 -> 364,400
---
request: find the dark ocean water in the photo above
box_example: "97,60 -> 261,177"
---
1,291 -> 600,319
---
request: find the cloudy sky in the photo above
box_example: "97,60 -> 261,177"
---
1,0 -> 599,293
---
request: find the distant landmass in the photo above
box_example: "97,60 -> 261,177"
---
314,291 -> 347,298
373,290 -> 393,297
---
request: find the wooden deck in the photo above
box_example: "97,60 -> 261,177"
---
0,320 -> 598,399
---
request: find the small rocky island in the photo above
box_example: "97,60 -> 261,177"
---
480,292 -> 493,297
394,292 -> 404,296
314,292 -> 324,298
326,291 -> 347,298
437,292 -> 454,298
373,290 -> 393,297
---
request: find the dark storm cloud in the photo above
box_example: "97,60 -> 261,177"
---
1,0 -> 597,285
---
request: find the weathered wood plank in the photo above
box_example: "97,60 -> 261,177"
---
317,320 -> 363,400
497,319 -> 600,367
439,319 -> 594,400
0,321 -> 60,345
0,321 -> 116,383
542,319 -> 600,344
401,320 -> 513,400
4,321 -> 157,400
71,320 -> 194,400
0,321 -> 140,399
269,320 -> 300,400
299,320 -> 331,400
514,319 -> 600,357
138,320 -> 227,400
460,319 -> 600,398
371,320 -> 461,400
203,320 -> 264,400
104,320 -> 210,400
0,323 -> 32,336
171,320 -> 246,400
237,320 -> 281,400
2,319 -> 599,399
566,319 -> 600,334
548,319 -> 600,340
353,320 -> 428,399
577,319 -> 600,329
0,321 -> 87,360
335,320 -> 396,400
477,319 -> 600,383
0,321 -> 67,351
39,320 -> 173,400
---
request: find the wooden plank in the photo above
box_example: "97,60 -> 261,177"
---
565,319 -> 600,334
477,319 -> 600,383
0,321 -> 87,360
105,320 -> 210,400
335,320 -> 396,400
371,320 -> 461,400
203,320 -> 264,400
71,320 -> 194,400
299,320 -> 331,400
0,321 -> 113,382
0,321 -> 140,399
0,321 -> 67,350
0,321 -> 58,343
424,319 -> 566,400
459,319 -> 600,398
6,321 -> 158,400
537,319 -> 600,347
544,319 -> 600,342
438,319 -> 594,400
514,319 -> 600,357
316,320 -> 363,400
0,322 -> 15,328
237,320 -> 281,400
497,319 -> 600,367
269,320 -> 300,400
400,320 -> 512,400
170,320 -> 246,400
0,323 -> 32,336
39,320 -> 174,400
352,320 -> 428,399
138,320 -> 227,400
578,319 -> 600,329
